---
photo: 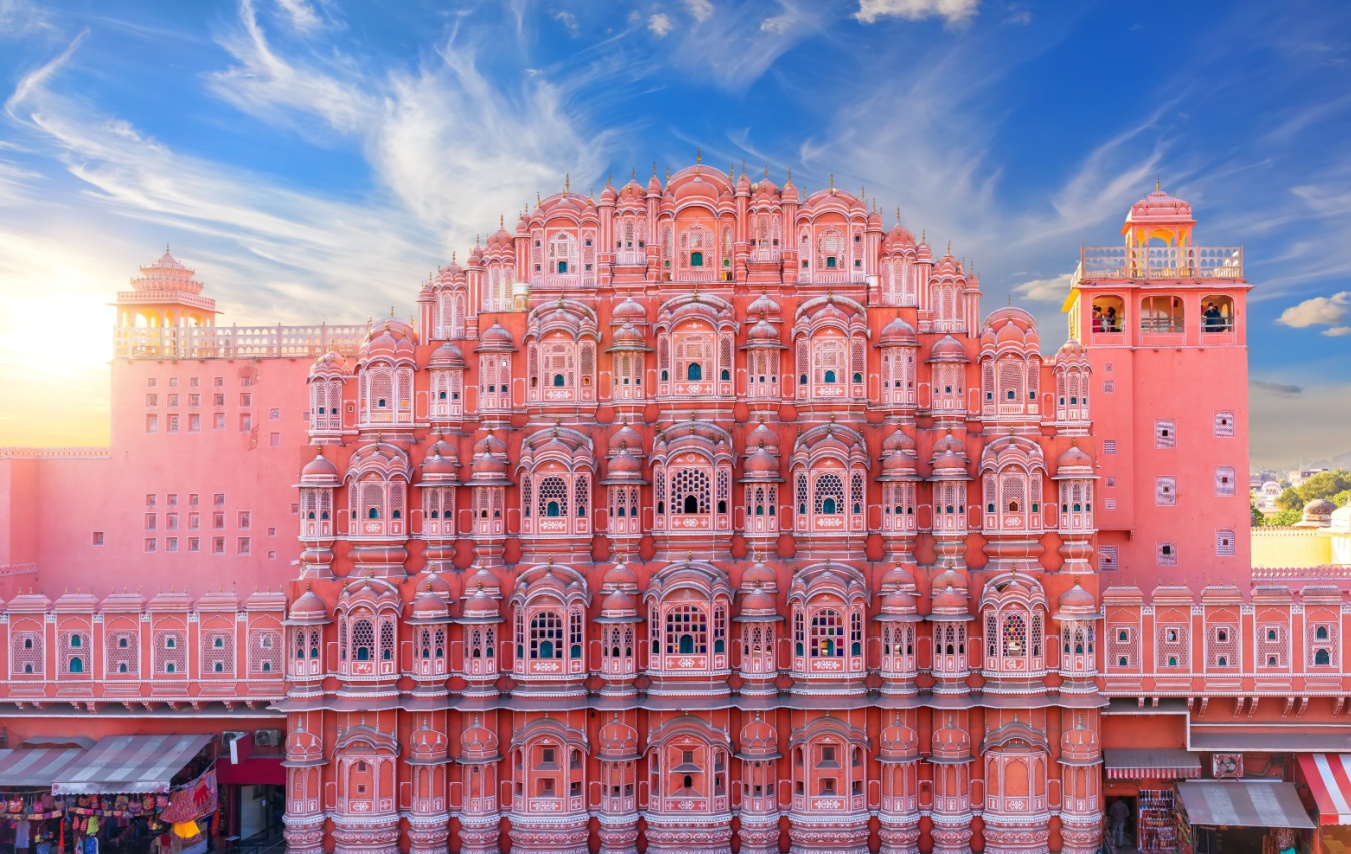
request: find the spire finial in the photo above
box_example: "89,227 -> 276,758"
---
922,229 -> 926,243
1156,177 -> 1161,191
764,164 -> 769,179
390,305 -> 396,318
897,207 -> 902,223
946,240 -> 951,254
564,172 -> 570,192
828,173 -> 835,193
786,167 -> 792,184
696,147 -> 701,164
500,214 -> 504,227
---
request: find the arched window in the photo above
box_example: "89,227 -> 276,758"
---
548,232 -> 577,276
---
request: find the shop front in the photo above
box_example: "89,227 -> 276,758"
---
1175,780 -> 1315,854
0,734 -> 217,854
1103,747 -> 1203,852
1294,753 -> 1351,854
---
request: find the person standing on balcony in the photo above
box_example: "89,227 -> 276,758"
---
1104,307 -> 1119,332
1204,302 -> 1224,331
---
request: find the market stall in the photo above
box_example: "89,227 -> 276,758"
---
1103,747 -> 1202,851
1175,780 -> 1314,854
1295,753 -> 1351,854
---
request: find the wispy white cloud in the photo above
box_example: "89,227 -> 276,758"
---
273,0 -> 324,35
1277,291 -> 1351,336
648,13 -> 674,38
553,9 -> 580,37
0,0 -> 55,39
854,0 -> 980,27
1011,272 -> 1072,302
683,0 -> 714,23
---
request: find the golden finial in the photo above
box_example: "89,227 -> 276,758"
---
631,167 -> 636,179
786,168 -> 792,184
1156,177 -> 1161,191
686,551 -> 694,563
764,164 -> 769,179
946,240 -> 951,254
499,214 -> 504,227
607,172 -> 613,185
921,229 -> 926,243
828,173 -> 835,193
696,147 -> 701,164
897,207 -> 901,222
653,161 -> 658,175
861,185 -> 865,199
390,305 -> 395,317
666,165 -> 671,181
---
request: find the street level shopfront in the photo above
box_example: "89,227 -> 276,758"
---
1295,754 -> 1351,854
1103,747 -> 1203,852
1175,780 -> 1315,854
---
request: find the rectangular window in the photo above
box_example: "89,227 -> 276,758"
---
188,513 -> 200,530
188,537 -> 200,552
237,537 -> 251,555
1103,380 -> 1115,394
213,512 -> 225,530
214,493 -> 226,506
1216,530 -> 1236,556
189,493 -> 199,507
1104,498 -> 1117,510
270,432 -> 281,447
212,537 -> 225,555
147,377 -> 157,387
167,393 -> 179,407
144,513 -> 156,531
1154,419 -> 1175,449
1098,545 -> 1118,572
146,414 -> 158,433
146,394 -> 158,407
289,503 -> 300,515
167,414 -> 179,433
1103,440 -> 1117,455
92,531 -> 104,546
189,414 -> 200,432
1105,476 -> 1116,488
240,414 -> 252,432
167,494 -> 178,507
214,393 -> 225,407
1214,411 -> 1235,437
238,511 -> 251,529
146,494 -> 157,507
1215,467 -> 1236,496
166,537 -> 178,553
166,513 -> 178,531
188,394 -> 200,407
214,376 -> 224,387
270,408 -> 280,420
168,377 -> 178,388
1157,542 -> 1177,566
1155,476 -> 1177,506
240,393 -> 252,407
1104,362 -> 1113,373
214,413 -> 226,430
267,550 -> 277,560
144,538 -> 157,553
267,527 -> 277,537
240,375 -> 253,387
190,376 -> 199,387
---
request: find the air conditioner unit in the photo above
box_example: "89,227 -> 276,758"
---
254,728 -> 282,748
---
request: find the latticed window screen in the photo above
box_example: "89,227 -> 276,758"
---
670,468 -> 711,514
1309,622 -> 1339,668
60,631 -> 90,675
155,631 -> 187,675
1154,419 -> 1175,449
106,631 -> 138,676
203,629 -> 234,675
796,339 -> 809,384
1216,530 -> 1236,556
1001,613 -> 1027,657
529,611 -> 564,659
1257,623 -> 1287,668
813,473 -> 844,515
351,619 -> 374,660
536,476 -> 569,518
574,474 -> 590,517
679,225 -> 712,269
1207,624 -> 1238,668
716,469 -> 729,509
812,338 -> 845,384
582,228 -> 596,272
1098,546 -> 1119,572
810,609 -> 845,657
1156,542 -> 1177,566
664,605 -> 708,655
249,629 -> 281,674
1157,625 -> 1188,668
569,609 -> 584,657
1214,411 -> 1235,437
1215,467 -> 1236,496
1155,477 -> 1177,506
548,232 -> 577,272
719,334 -> 733,379
850,472 -> 864,515
675,334 -> 712,382
542,341 -> 575,387
850,338 -> 865,383
816,228 -> 845,269
379,619 -> 396,662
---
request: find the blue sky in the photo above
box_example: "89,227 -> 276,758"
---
0,0 -> 1348,467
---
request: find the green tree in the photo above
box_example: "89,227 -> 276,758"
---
1334,489 -> 1351,508
1262,508 -> 1303,527
1276,487 -> 1303,512
1298,470 -> 1351,504
1251,502 -> 1264,525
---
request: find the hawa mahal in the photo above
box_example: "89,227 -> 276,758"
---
7,161 -> 1338,854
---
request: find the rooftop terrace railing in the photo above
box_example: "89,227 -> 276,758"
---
114,323 -> 369,360
1074,245 -> 1243,285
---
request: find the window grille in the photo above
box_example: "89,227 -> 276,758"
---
12,632 -> 42,676
1103,380 -> 1114,394
212,536 -> 225,554
1157,625 -> 1188,668
809,609 -> 845,657
106,631 -> 138,676
664,605 -> 708,655
1257,624 -> 1286,668
202,630 -> 234,675
147,377 -> 157,387
1103,440 -> 1116,455
238,537 -> 251,555
168,394 -> 179,407
214,493 -> 226,506
1098,546 -> 1118,572
144,538 -> 156,553
813,473 -> 844,515
1216,530 -> 1235,556
146,394 -> 158,407
1001,613 -> 1028,657
1104,498 -> 1116,510
60,631 -> 91,675
1156,542 -> 1176,566
249,629 -> 282,674
240,393 -> 252,407
1155,476 -> 1177,506
575,474 -> 590,517
188,394 -> 199,408
188,537 -> 200,552
536,476 -> 569,518
146,415 -> 158,433
670,468 -> 711,515
1309,623 -> 1339,668
1215,467 -> 1236,496
1207,624 -> 1238,669
1214,411 -> 1234,437
1154,419 -> 1175,449
214,413 -> 225,430
155,631 -> 186,675
379,619 -> 395,661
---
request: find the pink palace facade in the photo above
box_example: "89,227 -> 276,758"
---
6,163 -> 1344,854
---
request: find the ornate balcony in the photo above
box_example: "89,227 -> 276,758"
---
1073,245 -> 1243,284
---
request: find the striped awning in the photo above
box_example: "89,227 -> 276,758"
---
50,734 -> 212,795
1177,781 -> 1314,829
1103,747 -> 1202,780
0,746 -> 89,787
1298,754 -> 1351,825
